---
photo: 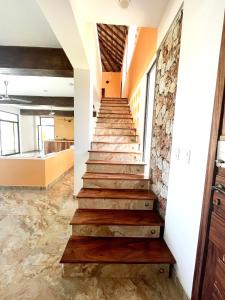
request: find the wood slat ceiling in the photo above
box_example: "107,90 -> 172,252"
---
97,24 -> 128,72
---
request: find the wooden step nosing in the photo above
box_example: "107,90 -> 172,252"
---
82,173 -> 149,181
76,188 -> 157,200
71,221 -> 164,226
88,150 -> 141,154
94,134 -> 138,137
98,117 -> 133,119
86,160 -> 145,166
91,142 -> 139,145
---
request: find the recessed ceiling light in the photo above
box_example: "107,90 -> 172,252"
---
118,0 -> 130,9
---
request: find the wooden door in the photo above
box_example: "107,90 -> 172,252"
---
192,16 -> 225,300
201,93 -> 225,299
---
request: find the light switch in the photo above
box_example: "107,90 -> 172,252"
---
185,150 -> 191,164
175,148 -> 180,160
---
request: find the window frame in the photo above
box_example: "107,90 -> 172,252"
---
0,110 -> 20,156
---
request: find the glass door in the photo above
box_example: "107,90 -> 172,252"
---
0,111 -> 20,156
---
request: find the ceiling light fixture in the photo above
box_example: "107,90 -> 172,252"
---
118,0 -> 130,9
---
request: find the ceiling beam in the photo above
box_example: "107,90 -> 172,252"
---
100,43 -> 117,72
99,41 -> 122,69
0,46 -> 73,77
98,26 -> 124,51
99,41 -> 122,66
113,25 -> 127,38
0,96 -> 74,107
98,33 -> 124,58
20,109 -> 74,117
99,37 -> 123,63
100,44 -> 115,72
104,24 -> 126,44
100,44 -> 121,72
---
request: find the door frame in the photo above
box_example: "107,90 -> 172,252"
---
192,15 -> 225,300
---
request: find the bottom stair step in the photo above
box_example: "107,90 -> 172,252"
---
61,236 -> 175,278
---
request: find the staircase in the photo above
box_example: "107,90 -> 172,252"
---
60,97 -> 175,279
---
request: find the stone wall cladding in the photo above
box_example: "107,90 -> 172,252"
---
150,11 -> 183,217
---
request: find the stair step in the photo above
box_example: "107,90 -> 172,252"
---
71,209 -> 163,225
71,209 -> 164,238
86,159 -> 145,174
61,236 -> 175,264
99,109 -> 130,114
97,117 -> 133,123
101,100 -> 128,105
100,106 -> 130,110
82,172 -> 149,190
91,142 -> 139,152
88,150 -> 141,163
77,188 -> 156,210
100,103 -> 130,110
96,123 -> 135,129
95,128 -> 136,135
93,135 -> 138,143
98,113 -> 132,118
102,97 -> 128,101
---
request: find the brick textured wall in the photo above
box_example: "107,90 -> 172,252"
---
150,11 -> 183,217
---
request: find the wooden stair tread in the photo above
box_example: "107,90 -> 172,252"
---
77,188 -> 156,200
94,134 -> 138,136
92,141 -> 138,144
98,116 -> 133,119
100,105 -> 129,107
102,98 -> 128,100
71,209 -> 164,226
86,160 -> 145,166
99,111 -> 130,113
82,172 -> 149,180
96,127 -> 135,130
88,150 -> 141,154
60,236 -> 175,264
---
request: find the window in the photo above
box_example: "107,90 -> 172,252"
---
38,117 -> 54,151
0,111 -> 20,156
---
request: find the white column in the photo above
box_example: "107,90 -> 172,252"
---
74,69 -> 93,195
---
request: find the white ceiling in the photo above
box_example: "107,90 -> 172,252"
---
0,0 -> 60,48
70,0 -> 169,27
0,75 -> 74,97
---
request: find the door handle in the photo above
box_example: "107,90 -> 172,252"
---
212,184 -> 225,196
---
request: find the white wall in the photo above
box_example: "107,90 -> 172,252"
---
74,69 -> 93,194
0,105 -> 20,115
20,116 -> 38,152
158,0 -> 224,297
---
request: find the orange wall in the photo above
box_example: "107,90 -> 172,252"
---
102,72 -> 121,98
0,159 -> 46,187
54,116 -> 74,140
45,148 -> 74,186
128,28 -> 157,98
0,148 -> 74,188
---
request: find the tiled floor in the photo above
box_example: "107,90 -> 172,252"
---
0,170 -> 184,299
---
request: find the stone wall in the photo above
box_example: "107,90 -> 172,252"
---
150,11 -> 183,217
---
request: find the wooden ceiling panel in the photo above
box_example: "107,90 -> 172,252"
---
97,24 -> 127,72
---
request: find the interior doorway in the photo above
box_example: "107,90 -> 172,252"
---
37,117 -> 54,151
142,62 -> 156,176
